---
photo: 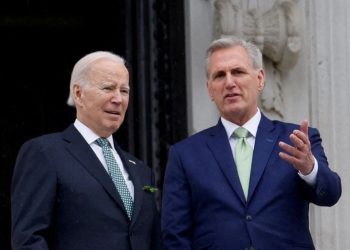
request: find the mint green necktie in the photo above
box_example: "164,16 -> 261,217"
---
96,138 -> 134,220
233,127 -> 253,199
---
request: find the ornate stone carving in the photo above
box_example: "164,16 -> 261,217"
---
213,0 -> 301,118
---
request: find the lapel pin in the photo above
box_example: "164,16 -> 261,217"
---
128,160 -> 136,165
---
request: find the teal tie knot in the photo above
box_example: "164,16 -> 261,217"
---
96,137 -> 109,147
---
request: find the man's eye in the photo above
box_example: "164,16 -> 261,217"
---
232,69 -> 245,75
101,87 -> 114,92
121,89 -> 130,94
213,72 -> 225,79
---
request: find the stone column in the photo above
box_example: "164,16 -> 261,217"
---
305,0 -> 350,248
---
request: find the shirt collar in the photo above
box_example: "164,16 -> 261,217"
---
74,119 -> 115,149
221,108 -> 261,139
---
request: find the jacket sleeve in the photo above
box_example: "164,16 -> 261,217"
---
11,139 -> 56,250
161,145 -> 193,250
304,128 -> 342,206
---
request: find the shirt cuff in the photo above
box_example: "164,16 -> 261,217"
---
298,157 -> 318,186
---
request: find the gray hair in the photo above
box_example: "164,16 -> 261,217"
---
205,36 -> 263,78
67,51 -> 126,107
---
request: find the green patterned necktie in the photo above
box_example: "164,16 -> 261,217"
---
96,138 -> 134,220
233,127 -> 253,199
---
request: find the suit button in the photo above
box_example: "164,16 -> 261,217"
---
246,215 -> 252,221
318,189 -> 326,197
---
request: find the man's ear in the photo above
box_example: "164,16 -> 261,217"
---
257,69 -> 265,91
207,81 -> 214,101
72,84 -> 83,106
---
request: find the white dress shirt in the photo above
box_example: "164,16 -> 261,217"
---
74,119 -> 134,199
220,109 -> 318,186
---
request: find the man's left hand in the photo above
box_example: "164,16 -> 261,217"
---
278,120 -> 315,175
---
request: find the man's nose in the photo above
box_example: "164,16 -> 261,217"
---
225,74 -> 236,88
111,90 -> 122,103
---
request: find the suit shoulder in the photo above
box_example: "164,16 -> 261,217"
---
15,132 -> 66,166
171,125 -> 216,147
20,132 -> 63,149
271,119 -> 298,129
269,119 -> 319,135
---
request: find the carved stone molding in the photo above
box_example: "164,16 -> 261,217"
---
213,0 -> 301,118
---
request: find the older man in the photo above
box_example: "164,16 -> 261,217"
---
161,37 -> 341,250
11,51 -> 162,250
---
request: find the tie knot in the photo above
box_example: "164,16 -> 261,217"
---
96,137 -> 110,147
233,127 -> 249,139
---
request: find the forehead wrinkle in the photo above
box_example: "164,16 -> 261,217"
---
210,46 -> 253,69
88,69 -> 129,86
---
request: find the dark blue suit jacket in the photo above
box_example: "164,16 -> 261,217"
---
162,114 -> 341,250
11,124 -> 162,250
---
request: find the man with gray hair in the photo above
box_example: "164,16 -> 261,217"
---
11,51 -> 162,250
161,36 -> 341,249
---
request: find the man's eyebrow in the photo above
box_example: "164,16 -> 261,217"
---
210,70 -> 224,77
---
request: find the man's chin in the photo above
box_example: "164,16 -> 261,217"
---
222,106 -> 242,116
110,124 -> 121,133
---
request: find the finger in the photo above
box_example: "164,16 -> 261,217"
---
278,151 -> 296,165
289,133 -> 305,149
279,141 -> 301,157
278,150 -> 304,165
279,151 -> 310,172
300,119 -> 309,135
292,119 -> 310,146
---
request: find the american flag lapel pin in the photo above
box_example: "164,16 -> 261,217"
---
128,160 -> 136,165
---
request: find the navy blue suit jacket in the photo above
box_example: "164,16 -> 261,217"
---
11,124 -> 162,250
162,114 -> 341,250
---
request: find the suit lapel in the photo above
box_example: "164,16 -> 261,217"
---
248,115 -> 278,201
115,146 -> 145,224
62,125 -> 126,213
207,121 -> 246,204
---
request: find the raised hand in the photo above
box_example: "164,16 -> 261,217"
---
278,120 -> 315,175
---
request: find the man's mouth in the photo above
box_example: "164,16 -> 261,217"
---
106,110 -> 121,116
225,93 -> 240,98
